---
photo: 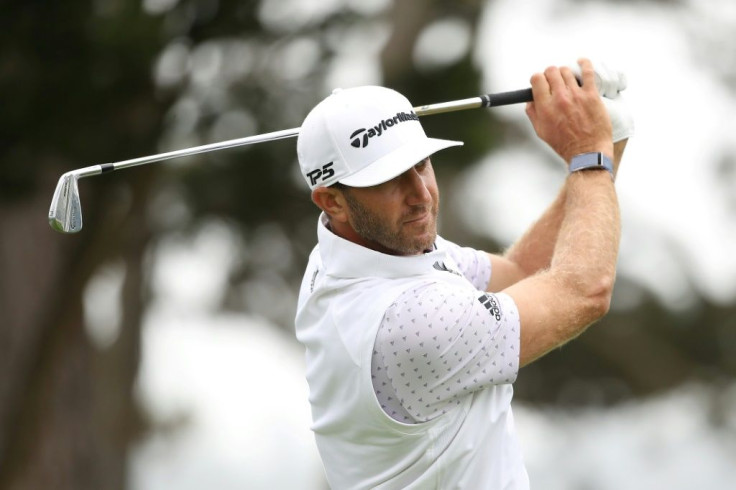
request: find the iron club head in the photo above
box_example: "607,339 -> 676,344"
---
48,171 -> 83,233
48,165 -> 104,233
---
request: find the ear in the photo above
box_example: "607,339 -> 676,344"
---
311,187 -> 350,223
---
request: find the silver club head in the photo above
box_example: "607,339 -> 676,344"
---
48,165 -> 103,233
48,171 -> 84,233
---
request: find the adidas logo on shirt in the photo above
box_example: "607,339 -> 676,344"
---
477,293 -> 502,321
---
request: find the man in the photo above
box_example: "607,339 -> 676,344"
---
295,59 -> 632,489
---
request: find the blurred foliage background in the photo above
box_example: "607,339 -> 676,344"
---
1,0 -> 735,489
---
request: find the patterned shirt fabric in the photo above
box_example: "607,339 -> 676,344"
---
371,245 -> 521,423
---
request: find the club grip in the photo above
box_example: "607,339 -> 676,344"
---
482,88 -> 533,107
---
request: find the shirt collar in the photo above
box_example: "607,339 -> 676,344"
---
317,213 -> 446,279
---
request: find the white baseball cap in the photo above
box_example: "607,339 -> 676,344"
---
297,86 -> 463,190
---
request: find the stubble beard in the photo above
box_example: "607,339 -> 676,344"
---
342,191 -> 438,255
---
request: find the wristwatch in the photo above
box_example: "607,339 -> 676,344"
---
569,152 -> 613,176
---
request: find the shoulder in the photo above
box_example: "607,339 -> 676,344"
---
381,281 -> 489,337
435,236 -> 492,291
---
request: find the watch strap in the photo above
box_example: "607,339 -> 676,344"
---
569,152 -> 613,176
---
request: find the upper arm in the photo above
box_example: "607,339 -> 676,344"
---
446,243 -> 605,368
374,282 -> 521,422
487,254 -> 581,366
503,270 -> 610,367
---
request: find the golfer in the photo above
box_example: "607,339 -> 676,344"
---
295,58 -> 631,489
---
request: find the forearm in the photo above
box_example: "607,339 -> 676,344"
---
518,170 -> 620,365
503,184 -> 566,277
504,139 -> 626,278
553,171 -> 620,290
612,139 -> 626,177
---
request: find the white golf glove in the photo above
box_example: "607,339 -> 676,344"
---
603,93 -> 634,143
570,60 -> 635,142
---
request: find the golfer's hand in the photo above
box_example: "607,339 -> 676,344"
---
526,58 -> 613,164
568,59 -> 634,143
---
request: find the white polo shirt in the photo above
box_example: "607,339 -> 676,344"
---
295,214 -> 528,489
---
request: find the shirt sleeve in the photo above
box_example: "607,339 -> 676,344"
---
371,282 -> 520,424
440,238 -> 492,291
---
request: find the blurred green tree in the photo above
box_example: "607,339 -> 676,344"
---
0,1 -> 169,488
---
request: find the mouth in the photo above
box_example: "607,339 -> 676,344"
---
404,212 -> 431,225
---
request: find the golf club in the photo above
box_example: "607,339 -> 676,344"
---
48,88 -> 533,233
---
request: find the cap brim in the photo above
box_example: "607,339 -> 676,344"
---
338,137 -> 463,188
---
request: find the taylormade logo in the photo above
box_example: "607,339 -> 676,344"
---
349,111 -> 419,148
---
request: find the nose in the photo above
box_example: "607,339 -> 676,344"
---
401,166 -> 432,206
